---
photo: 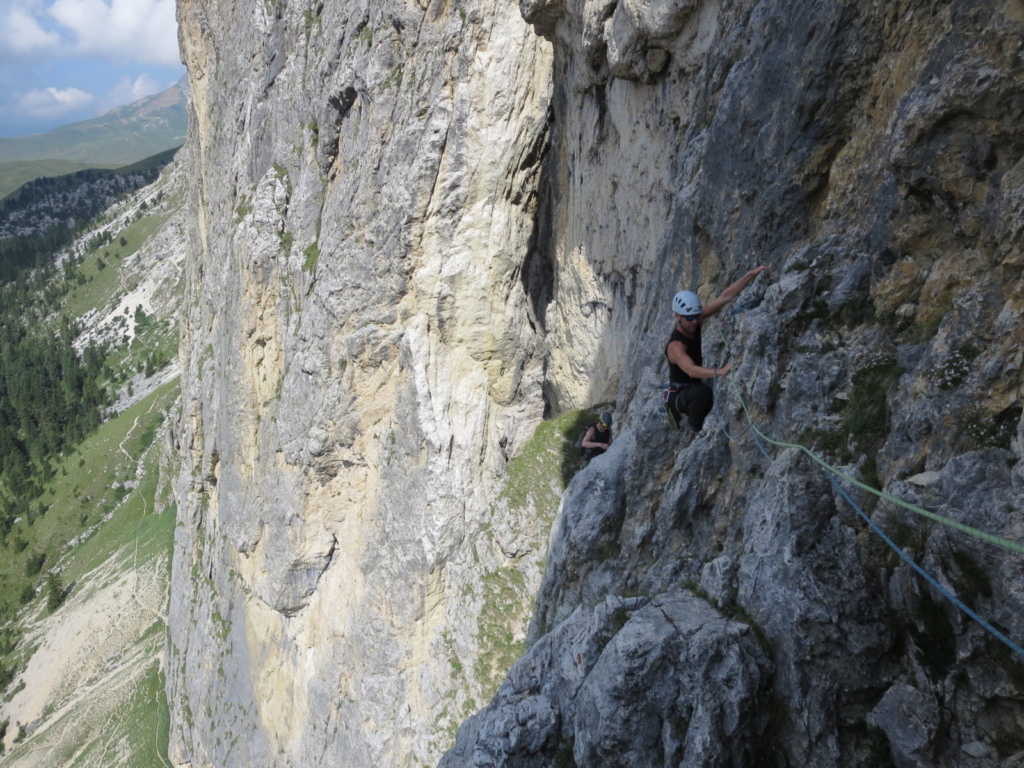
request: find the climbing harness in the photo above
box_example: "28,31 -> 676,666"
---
661,383 -> 684,429
709,323 -> 1024,661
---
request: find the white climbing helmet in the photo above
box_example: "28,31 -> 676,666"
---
672,290 -> 702,316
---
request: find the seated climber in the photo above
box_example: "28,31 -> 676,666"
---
665,266 -> 768,432
580,411 -> 613,461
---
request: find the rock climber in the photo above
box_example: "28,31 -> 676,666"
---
580,411 -> 613,461
665,265 -> 769,432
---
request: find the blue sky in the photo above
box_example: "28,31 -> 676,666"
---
0,0 -> 185,138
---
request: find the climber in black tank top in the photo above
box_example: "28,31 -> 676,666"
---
664,266 -> 769,432
666,325 -> 703,385
580,411 -> 613,461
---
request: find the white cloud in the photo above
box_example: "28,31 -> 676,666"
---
15,86 -> 94,119
105,73 -> 161,105
0,1 -> 61,59
48,0 -> 180,66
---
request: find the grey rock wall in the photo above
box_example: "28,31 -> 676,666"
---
441,592 -> 771,767
169,1 -> 556,766
168,0 -> 1024,765
445,0 -> 1024,765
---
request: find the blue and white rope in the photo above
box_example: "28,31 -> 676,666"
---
708,326 -> 1024,661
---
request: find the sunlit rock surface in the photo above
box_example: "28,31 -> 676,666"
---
169,0 -> 1024,765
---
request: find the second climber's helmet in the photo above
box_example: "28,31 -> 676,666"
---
599,411 -> 613,426
672,290 -> 702,316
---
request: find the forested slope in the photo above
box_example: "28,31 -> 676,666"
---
0,155 -> 187,766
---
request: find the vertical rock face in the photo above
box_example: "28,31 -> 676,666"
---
170,1 -> 555,765
170,0 -> 1024,765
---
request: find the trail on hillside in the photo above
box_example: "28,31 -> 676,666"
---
124,394 -> 171,626
0,154 -> 183,768
1,396 -> 177,767
2,555 -> 169,767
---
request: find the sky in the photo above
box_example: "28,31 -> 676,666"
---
0,0 -> 185,138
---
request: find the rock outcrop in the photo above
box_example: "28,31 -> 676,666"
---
168,0 -> 1024,765
444,0 -> 1024,764
440,591 -> 772,767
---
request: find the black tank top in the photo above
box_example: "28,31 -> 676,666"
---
665,325 -> 702,385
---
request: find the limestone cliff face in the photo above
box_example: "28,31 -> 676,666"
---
169,1 -> 554,765
169,0 -> 1024,765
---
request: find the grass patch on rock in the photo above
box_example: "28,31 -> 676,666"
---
497,406 -> 603,524
473,405 -> 613,700
802,358 -> 903,489
474,567 -> 528,699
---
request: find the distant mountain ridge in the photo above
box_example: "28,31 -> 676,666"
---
0,159 -> 119,201
0,81 -> 187,166
0,147 -> 179,280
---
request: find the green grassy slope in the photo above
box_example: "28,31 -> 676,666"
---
0,382 -> 178,767
0,162 -> 184,766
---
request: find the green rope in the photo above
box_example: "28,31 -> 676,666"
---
714,327 -> 1024,556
